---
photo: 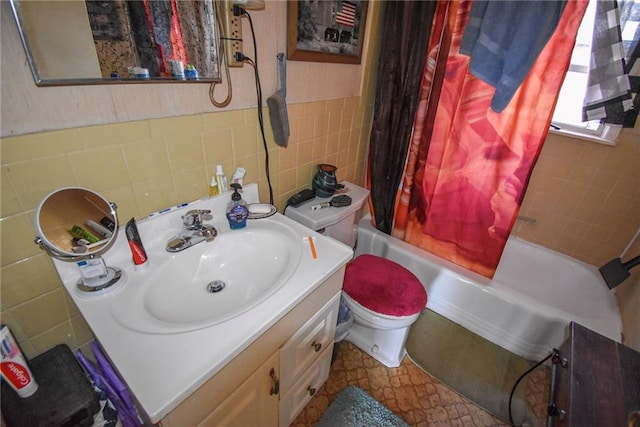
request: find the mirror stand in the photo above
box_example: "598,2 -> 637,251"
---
75,256 -> 123,293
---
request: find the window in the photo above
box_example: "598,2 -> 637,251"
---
551,1 -> 622,145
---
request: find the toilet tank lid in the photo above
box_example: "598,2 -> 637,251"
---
284,182 -> 369,230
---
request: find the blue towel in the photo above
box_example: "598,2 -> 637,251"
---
460,1 -> 567,112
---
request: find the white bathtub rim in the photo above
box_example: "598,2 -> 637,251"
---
426,276 -> 619,360
355,214 -> 622,361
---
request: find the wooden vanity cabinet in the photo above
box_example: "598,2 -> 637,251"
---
200,352 -> 280,426
278,289 -> 339,427
159,267 -> 344,427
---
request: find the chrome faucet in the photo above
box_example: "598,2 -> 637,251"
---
166,209 -> 217,252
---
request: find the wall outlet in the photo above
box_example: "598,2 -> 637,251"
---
221,0 -> 243,67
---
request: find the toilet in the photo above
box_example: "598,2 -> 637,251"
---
285,182 -> 427,368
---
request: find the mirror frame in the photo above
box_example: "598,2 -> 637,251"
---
9,0 -> 222,86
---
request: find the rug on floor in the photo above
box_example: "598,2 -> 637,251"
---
406,309 -> 531,425
317,386 -> 409,427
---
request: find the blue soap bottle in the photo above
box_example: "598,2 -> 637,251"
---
226,183 -> 249,229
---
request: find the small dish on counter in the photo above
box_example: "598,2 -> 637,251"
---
247,203 -> 277,219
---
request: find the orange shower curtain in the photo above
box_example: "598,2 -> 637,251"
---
390,0 -> 588,278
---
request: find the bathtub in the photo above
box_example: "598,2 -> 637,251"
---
354,215 -> 622,361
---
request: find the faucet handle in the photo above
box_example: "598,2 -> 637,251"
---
183,209 -> 211,229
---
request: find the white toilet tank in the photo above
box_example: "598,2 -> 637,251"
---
284,182 -> 369,247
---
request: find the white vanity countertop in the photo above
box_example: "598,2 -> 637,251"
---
53,184 -> 353,423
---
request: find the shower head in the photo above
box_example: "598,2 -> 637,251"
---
599,255 -> 640,289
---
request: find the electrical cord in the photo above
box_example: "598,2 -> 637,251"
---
209,56 -> 232,108
210,1 -> 232,107
508,351 -> 553,426
234,7 -> 274,205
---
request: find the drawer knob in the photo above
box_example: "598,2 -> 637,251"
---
269,368 -> 280,395
307,386 -> 316,396
311,341 -> 322,352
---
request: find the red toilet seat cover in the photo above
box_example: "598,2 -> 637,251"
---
343,254 -> 427,317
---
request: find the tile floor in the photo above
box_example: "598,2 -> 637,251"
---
292,342 -> 549,427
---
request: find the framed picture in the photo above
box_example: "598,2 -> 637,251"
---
287,0 -> 368,64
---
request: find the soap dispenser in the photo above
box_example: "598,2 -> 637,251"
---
226,183 -> 249,229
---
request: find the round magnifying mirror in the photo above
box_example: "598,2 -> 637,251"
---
34,187 -> 123,293
35,187 -> 117,258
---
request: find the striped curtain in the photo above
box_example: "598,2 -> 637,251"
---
126,0 -> 187,77
176,0 -> 218,79
582,0 -> 639,127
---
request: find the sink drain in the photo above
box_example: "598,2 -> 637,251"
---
206,280 -> 225,293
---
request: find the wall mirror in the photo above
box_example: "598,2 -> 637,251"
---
34,187 -> 124,293
10,0 -> 221,86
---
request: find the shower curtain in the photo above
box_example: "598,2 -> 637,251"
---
176,0 -> 219,79
367,1 -> 437,234
126,0 -> 190,77
369,0 -> 588,278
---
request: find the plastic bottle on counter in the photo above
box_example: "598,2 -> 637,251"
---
226,183 -> 248,229
216,165 -> 228,193
231,167 -> 246,186
209,176 -> 219,197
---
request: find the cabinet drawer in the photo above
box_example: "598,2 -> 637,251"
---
280,293 -> 340,391
279,345 -> 333,427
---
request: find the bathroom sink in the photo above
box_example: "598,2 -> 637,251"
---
49,183 -> 355,422
110,220 -> 302,333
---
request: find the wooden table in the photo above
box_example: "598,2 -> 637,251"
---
551,322 -> 640,426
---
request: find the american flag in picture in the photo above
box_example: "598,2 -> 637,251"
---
336,1 -> 356,27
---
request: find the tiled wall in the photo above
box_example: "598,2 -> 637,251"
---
615,235 -> 640,350
5,113 -> 637,358
513,125 -> 640,350
514,128 -> 640,267
0,99 -> 371,358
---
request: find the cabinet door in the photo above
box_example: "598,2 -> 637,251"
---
199,352 -> 280,427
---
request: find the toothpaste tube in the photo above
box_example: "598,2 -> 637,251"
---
0,325 -> 38,398
125,218 -> 148,270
